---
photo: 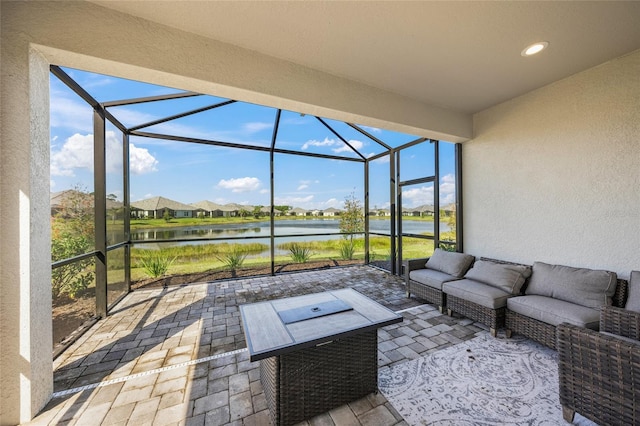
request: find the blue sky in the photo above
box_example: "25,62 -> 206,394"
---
50,68 -> 456,210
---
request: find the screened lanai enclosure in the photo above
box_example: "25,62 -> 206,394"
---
50,65 -> 462,355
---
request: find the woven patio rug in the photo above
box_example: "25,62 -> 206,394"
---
379,333 -> 596,425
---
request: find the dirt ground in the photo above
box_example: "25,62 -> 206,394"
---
53,259 -> 374,352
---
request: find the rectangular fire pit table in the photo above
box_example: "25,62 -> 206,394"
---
239,288 -> 402,426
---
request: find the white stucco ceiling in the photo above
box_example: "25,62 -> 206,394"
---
91,1 -> 640,115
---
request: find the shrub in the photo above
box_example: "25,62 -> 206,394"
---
289,243 -> 313,263
162,209 -> 172,222
217,246 -> 247,277
339,240 -> 355,260
139,252 -> 175,278
439,242 -> 456,252
51,229 -> 94,299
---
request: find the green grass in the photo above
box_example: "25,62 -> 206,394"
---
131,242 -> 267,263
126,234 -> 437,280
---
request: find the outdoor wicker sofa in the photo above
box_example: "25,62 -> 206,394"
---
443,258 -> 532,337
505,262 -> 627,349
557,270 -> 640,425
404,248 -> 475,313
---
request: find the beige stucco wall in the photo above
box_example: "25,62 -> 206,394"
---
0,31 -> 53,426
464,49 -> 640,277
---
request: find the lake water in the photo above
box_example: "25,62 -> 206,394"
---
131,219 -> 448,253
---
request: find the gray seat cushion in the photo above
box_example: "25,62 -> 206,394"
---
626,270 -> 640,313
463,260 -> 532,295
525,261 -> 617,309
443,279 -> 512,309
425,248 -> 475,278
409,268 -> 460,291
507,295 -> 600,329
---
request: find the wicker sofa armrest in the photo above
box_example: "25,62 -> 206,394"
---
600,305 -> 640,340
404,257 -> 429,286
557,322 -> 640,425
404,257 -> 430,271
403,257 -> 430,273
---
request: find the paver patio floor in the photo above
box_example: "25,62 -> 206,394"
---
27,265 -> 485,426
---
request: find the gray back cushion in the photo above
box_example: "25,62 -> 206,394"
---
463,260 -> 532,295
425,249 -> 475,278
626,271 -> 640,313
525,261 -> 617,309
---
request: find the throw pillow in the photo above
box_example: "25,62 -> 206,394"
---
463,260 -> 532,295
425,248 -> 474,278
625,270 -> 640,313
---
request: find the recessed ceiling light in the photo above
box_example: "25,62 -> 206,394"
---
521,41 -> 549,57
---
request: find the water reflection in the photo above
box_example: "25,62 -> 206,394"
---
127,219 -> 443,243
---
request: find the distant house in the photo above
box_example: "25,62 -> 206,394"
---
51,189 -> 125,220
441,203 -> 456,217
309,209 -> 322,217
223,203 -> 253,217
414,204 -> 435,216
290,207 -> 307,216
260,206 -> 272,216
371,208 -> 391,217
401,207 -> 420,217
50,189 -> 91,216
131,196 -> 196,218
322,207 -> 341,217
191,200 -> 225,217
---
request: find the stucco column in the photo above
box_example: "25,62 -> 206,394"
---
0,15 -> 53,425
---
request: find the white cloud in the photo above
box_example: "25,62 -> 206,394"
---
83,76 -> 113,89
50,131 -> 158,177
301,137 -> 366,154
333,139 -> 364,154
51,133 -> 94,176
322,198 -> 340,208
50,95 -> 93,134
302,137 -> 337,150
243,122 -> 272,133
259,189 -> 269,194
439,173 -> 456,204
361,125 -> 382,134
400,174 -> 457,207
108,108 -> 157,129
441,174 -> 455,184
128,143 -> 159,175
297,184 -> 309,191
217,177 -> 262,193
274,195 -> 314,207
402,185 -> 434,207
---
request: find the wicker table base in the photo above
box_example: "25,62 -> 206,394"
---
240,289 -> 401,425
260,331 -> 377,426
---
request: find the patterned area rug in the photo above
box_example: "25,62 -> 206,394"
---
379,333 -> 596,425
